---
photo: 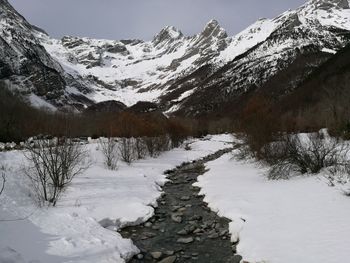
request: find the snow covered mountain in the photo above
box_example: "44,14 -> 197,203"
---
0,0 -> 95,110
162,0 -> 350,116
35,19 -> 230,107
1,0 -> 350,115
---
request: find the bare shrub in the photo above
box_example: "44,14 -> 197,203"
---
143,137 -> 157,158
323,166 -> 349,187
155,135 -> 170,153
135,137 -> 147,160
0,172 -> 5,196
119,138 -> 135,164
267,132 -> 350,180
166,118 -> 190,148
232,142 -> 255,161
143,136 -> 170,158
238,96 -> 279,159
24,138 -> 90,206
99,137 -> 118,170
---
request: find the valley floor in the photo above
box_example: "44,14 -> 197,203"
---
1,134 -> 350,263
0,135 -> 232,263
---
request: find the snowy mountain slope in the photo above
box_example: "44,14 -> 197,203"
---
34,14 -> 284,108
35,19 -> 232,107
1,0 -> 350,114
162,0 -> 350,116
0,0 -> 94,110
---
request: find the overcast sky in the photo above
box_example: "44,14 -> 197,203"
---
9,0 -> 307,40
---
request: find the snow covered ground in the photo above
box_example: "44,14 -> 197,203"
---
0,134 -> 233,263
195,150 -> 350,263
3,133 -> 349,263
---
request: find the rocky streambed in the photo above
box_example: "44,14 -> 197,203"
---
119,148 -> 243,263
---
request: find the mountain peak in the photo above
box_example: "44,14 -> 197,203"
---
206,19 -> 220,28
200,19 -> 227,39
152,26 -> 183,47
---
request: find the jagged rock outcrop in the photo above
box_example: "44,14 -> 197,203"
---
309,0 -> 349,9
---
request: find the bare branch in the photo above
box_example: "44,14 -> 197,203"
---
23,138 -> 90,206
119,138 -> 135,164
99,138 -> 118,170
267,132 -> 350,180
0,172 -> 5,196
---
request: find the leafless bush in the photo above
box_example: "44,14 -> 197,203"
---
267,132 -> 350,180
24,138 -> 90,206
99,138 -> 118,170
119,138 -> 135,164
155,135 -> 170,153
143,137 -> 157,157
0,173 -> 5,196
143,136 -> 170,158
322,161 -> 350,188
233,141 -> 255,161
135,137 -> 147,160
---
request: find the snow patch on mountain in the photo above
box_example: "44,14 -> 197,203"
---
218,18 -> 278,63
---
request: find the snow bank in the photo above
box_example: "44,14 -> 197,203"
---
195,152 -> 350,263
0,134 -> 233,263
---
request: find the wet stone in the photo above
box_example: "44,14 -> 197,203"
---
208,232 -> 220,239
220,229 -> 229,236
150,251 -> 162,259
193,228 -> 202,234
144,222 -> 152,227
180,196 -> 190,201
172,206 -> 182,212
190,215 -> 202,221
164,250 -> 174,256
171,214 -> 182,223
177,229 -> 188,235
177,237 -> 194,244
158,256 -> 177,263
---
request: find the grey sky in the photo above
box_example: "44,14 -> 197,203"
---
9,0 -> 307,40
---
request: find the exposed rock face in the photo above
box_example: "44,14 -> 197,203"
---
0,0 -> 93,109
308,0 -> 349,9
193,19 -> 228,50
152,26 -> 184,51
